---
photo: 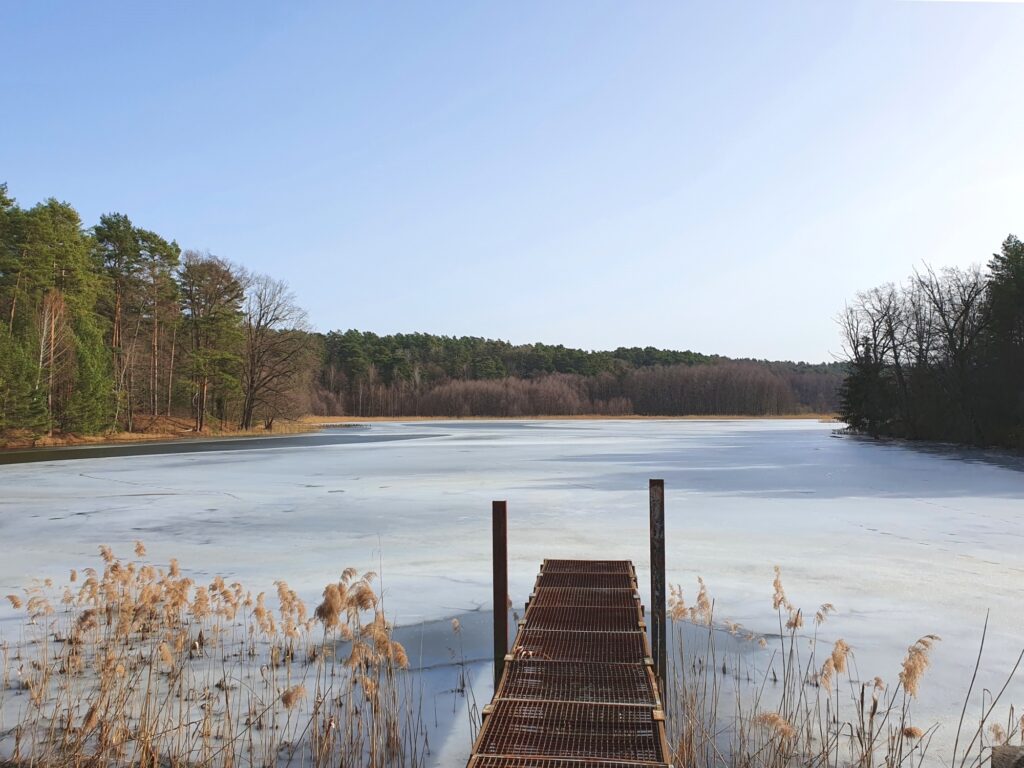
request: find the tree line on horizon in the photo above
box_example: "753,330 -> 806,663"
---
313,330 -> 842,417
0,183 -> 841,440
839,234 -> 1024,449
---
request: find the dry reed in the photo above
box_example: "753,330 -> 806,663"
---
666,567 -> 1021,768
0,544 -> 428,767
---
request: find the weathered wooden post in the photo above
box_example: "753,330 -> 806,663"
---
649,479 -> 667,692
492,500 -> 508,690
994,746 -> 1024,768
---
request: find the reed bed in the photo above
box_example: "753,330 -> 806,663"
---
0,543 -> 428,767
2,549 -> 1020,768
665,568 -> 1023,767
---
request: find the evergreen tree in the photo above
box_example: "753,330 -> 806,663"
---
985,235 -> 1024,444
178,251 -> 244,432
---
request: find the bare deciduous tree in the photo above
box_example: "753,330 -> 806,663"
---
240,274 -> 313,430
839,263 -> 995,442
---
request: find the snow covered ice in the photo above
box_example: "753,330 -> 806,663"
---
2,419 -> 1022,763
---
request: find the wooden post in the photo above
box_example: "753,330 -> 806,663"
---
993,746 -> 1024,768
492,500 -> 508,690
649,479 -> 667,692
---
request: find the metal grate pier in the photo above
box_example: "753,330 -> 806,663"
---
467,559 -> 671,767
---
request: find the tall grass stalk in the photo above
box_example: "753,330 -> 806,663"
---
0,545 -> 428,767
665,569 -> 1022,767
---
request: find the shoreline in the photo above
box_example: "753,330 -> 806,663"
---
1,413 -> 839,455
0,430 -> 432,466
303,413 -> 838,424
0,419 -> 320,452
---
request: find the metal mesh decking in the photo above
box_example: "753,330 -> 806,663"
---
528,588 -> 640,609
496,660 -> 659,706
467,559 -> 669,767
541,559 -> 636,574
511,628 -> 649,663
474,700 -> 663,762
535,572 -> 637,589
523,606 -> 643,632
469,758 -> 671,768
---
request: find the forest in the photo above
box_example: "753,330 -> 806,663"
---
0,184 -> 315,438
313,331 -> 842,417
0,183 -> 841,442
839,234 -> 1024,449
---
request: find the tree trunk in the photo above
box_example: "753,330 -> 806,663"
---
241,394 -> 255,431
8,270 -> 20,335
126,365 -> 134,433
151,310 -> 159,417
197,377 -> 208,432
166,327 -> 176,417
47,300 -> 56,436
112,287 -> 122,350
112,287 -> 124,427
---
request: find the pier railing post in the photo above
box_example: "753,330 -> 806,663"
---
492,500 -> 508,690
649,479 -> 667,692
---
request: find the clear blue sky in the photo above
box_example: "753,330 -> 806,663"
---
2,1 -> 1022,362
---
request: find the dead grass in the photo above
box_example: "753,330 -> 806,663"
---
1,417 -> 319,450
6,551 -> 1017,767
666,569 -> 1023,767
0,545 -> 427,767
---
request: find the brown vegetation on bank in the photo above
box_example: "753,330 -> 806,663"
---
0,416 -> 317,450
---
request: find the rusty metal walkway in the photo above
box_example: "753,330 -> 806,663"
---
467,559 -> 671,768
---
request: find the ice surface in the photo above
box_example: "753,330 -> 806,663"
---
1,419 -> 1022,763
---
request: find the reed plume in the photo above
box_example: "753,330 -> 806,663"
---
771,565 -> 790,611
668,584 -> 686,620
314,583 -> 344,630
755,711 -> 796,741
899,634 -> 940,698
281,684 -> 306,709
831,638 -> 851,673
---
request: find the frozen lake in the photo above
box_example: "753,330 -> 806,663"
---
2,418 -> 1022,762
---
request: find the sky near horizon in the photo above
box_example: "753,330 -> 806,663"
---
2,2 -> 1023,362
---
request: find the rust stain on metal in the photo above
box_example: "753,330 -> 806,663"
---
467,559 -> 671,768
